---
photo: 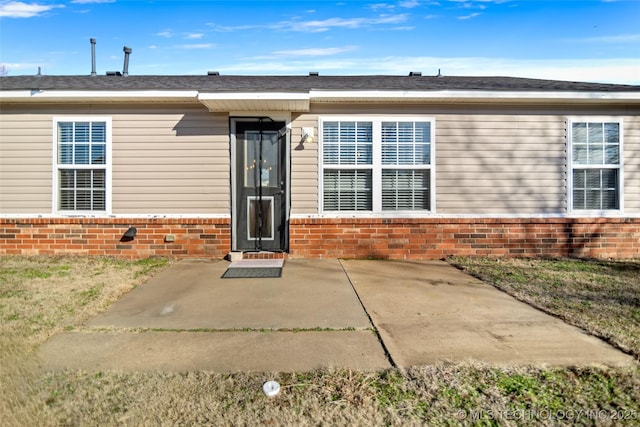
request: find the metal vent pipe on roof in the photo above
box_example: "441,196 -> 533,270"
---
90,38 -> 97,76
122,46 -> 132,76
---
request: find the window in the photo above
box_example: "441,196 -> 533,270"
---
320,117 -> 434,213
322,121 -> 373,211
54,118 -> 111,213
569,119 -> 622,212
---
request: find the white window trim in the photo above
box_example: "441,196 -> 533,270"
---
567,116 -> 624,215
52,117 -> 113,215
319,116 -> 436,215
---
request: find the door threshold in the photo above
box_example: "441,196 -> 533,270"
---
229,251 -> 288,260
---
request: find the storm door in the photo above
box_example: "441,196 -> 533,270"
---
232,119 -> 288,252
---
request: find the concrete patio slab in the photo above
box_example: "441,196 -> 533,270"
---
38,330 -> 390,373
38,258 -> 636,373
342,259 -> 636,368
88,259 -> 371,330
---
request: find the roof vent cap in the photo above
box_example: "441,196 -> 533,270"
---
122,46 -> 132,76
409,71 -> 422,76
106,71 -> 122,76
207,71 -> 220,76
309,71 -> 319,77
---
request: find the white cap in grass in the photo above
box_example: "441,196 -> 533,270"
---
262,381 -> 280,397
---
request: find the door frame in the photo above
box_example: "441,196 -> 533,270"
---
230,114 -> 291,252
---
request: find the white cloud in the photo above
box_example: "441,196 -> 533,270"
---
272,46 -> 358,57
176,43 -> 214,50
208,23 -> 255,32
399,0 -> 421,8
369,3 -> 393,10
71,0 -> 116,4
289,14 -> 409,32
156,30 -> 173,38
566,33 -> 640,44
209,13 -> 409,33
185,33 -> 204,39
458,12 -> 482,19
448,0 -> 509,4
0,1 -> 63,18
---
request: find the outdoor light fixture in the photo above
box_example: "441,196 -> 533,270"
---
301,127 -> 314,143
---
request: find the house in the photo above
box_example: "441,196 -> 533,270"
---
1,73 -> 639,259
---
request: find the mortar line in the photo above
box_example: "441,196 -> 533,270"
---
339,258 -> 397,369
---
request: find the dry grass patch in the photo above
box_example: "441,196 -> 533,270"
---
33,364 -> 640,426
448,257 -> 640,360
0,256 -> 170,346
0,256 -> 170,427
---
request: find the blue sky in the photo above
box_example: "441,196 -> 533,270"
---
1,0 -> 639,83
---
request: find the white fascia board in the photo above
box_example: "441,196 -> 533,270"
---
309,90 -> 640,103
0,90 -> 199,102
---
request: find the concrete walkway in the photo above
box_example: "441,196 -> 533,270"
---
38,259 -> 635,373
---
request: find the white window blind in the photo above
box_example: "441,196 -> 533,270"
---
323,170 -> 373,211
321,117 -> 434,213
570,120 -> 622,211
381,121 -> 431,211
55,119 -> 110,213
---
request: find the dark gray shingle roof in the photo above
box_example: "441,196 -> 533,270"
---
1,74 -> 639,92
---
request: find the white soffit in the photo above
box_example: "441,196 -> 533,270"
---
198,92 -> 310,112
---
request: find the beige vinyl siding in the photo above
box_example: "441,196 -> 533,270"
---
623,116 -> 640,211
0,111 -> 54,213
0,104 -> 230,215
111,106 -> 229,215
290,113 -> 318,214
436,114 -> 566,214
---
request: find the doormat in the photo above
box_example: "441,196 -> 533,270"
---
222,267 -> 282,279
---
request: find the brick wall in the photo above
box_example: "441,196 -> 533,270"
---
0,218 -> 230,259
289,218 -> 640,260
1,217 -> 638,259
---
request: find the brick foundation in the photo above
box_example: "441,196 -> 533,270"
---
288,217 -> 640,260
0,218 -> 231,259
1,217 -> 638,259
